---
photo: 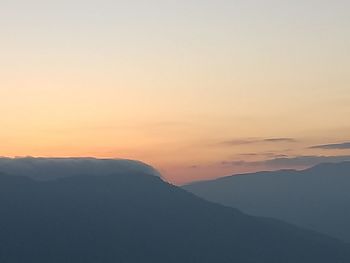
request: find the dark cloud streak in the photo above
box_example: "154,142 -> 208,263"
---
263,138 -> 296,143
310,142 -> 350,150
221,155 -> 350,169
221,138 -> 297,146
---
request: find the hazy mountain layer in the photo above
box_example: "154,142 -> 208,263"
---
184,162 -> 350,243
0,157 -> 161,180
1,160 -> 350,262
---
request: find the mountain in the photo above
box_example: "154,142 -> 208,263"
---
184,161 -> 350,243
1,158 -> 350,263
0,157 -> 162,180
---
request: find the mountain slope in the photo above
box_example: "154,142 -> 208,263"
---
184,161 -> 350,243
1,165 -> 350,262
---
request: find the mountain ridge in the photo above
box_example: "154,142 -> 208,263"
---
184,161 -> 350,243
1,166 -> 350,262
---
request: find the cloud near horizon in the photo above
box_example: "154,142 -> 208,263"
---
310,142 -> 350,150
221,155 -> 350,171
220,138 -> 297,146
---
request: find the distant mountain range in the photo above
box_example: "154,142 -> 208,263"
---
184,161 -> 350,243
0,158 -> 349,262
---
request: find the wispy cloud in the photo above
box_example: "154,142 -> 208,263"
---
310,142 -> 350,150
221,155 -> 350,170
263,138 -> 296,143
221,139 -> 258,146
220,138 -> 296,146
264,155 -> 350,167
237,152 -> 289,158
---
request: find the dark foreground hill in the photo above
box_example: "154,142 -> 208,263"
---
0,159 -> 349,262
184,161 -> 350,243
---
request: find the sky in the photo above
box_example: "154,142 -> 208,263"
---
1,0 -> 350,184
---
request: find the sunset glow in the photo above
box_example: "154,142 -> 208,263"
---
1,0 -> 350,184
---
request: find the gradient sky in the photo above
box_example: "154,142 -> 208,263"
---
1,0 -> 350,184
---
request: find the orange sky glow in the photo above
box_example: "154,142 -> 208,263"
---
1,1 -> 350,184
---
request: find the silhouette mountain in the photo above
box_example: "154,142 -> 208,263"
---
184,161 -> 350,243
1,158 -> 349,262
0,157 -> 162,180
